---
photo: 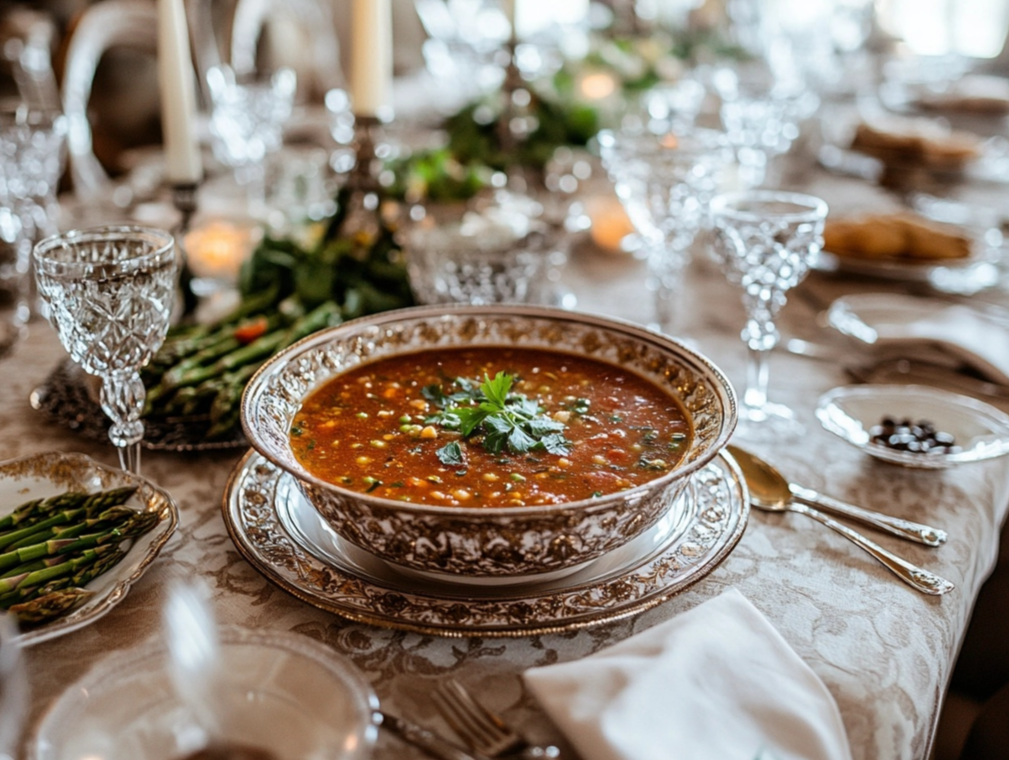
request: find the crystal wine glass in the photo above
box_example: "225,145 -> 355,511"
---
598,126 -> 733,336
33,226 -> 177,473
713,63 -> 812,188
710,190 -> 827,440
206,64 -> 297,215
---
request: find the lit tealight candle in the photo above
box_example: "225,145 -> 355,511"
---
184,220 -> 260,282
586,196 -> 635,254
579,72 -> 618,101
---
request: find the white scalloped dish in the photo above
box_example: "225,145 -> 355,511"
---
816,385 -> 1009,469
0,452 -> 178,646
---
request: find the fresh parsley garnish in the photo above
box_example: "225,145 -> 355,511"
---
422,378 -> 484,409
433,372 -> 571,463
437,441 -> 465,465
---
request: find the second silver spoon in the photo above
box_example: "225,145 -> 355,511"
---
728,446 -> 954,596
728,445 -> 948,546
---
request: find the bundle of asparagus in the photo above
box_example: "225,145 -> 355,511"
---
0,487 -> 157,624
142,292 -> 343,439
142,187 -> 415,442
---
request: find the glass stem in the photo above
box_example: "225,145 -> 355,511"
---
649,230 -> 695,336
118,443 -> 141,475
744,341 -> 770,412
100,371 -> 147,475
740,297 -> 779,415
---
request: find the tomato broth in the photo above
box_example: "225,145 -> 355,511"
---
290,347 -> 692,507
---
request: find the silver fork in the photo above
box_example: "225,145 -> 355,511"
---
433,679 -> 560,760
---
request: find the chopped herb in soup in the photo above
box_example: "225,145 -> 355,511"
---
290,348 -> 692,507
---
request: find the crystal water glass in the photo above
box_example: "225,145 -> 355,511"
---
0,106 -> 67,242
713,64 -> 810,188
710,190 -> 827,440
598,127 -> 732,335
206,65 -> 296,213
33,226 -> 177,473
405,190 -> 559,305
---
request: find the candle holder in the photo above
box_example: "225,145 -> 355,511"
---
171,181 -> 200,315
335,114 -> 389,242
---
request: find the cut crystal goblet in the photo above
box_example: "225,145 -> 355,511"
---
710,190 -> 827,440
33,226 -> 177,473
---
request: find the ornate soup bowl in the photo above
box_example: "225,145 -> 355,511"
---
241,305 -> 737,578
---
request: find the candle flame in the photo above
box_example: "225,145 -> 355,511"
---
580,72 -> 617,101
184,221 -> 257,280
660,133 -> 680,150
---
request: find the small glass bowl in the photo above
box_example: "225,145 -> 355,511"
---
404,191 -> 563,305
30,626 -> 379,760
816,384 -> 1009,469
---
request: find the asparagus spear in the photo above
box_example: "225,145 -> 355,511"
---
0,492 -> 81,534
0,487 -> 137,534
2,505 -> 138,552
0,488 -> 138,550
202,301 -> 342,438
0,509 -> 157,574
0,544 -> 119,596
6,587 -> 94,623
4,543 -> 122,620
0,543 -> 126,610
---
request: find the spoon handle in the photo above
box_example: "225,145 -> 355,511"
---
789,484 -> 948,547
787,502 -> 955,595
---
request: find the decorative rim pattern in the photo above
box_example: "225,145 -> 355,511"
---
222,449 -> 748,637
0,451 -> 179,646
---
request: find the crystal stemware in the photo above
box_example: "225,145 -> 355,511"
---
710,190 -> 827,440
713,63 -> 812,188
206,64 -> 296,215
0,105 -> 67,244
33,226 -> 177,473
598,127 -> 732,336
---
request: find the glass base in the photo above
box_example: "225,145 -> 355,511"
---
732,401 -> 805,443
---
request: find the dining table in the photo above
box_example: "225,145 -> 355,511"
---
9,141 -> 1009,760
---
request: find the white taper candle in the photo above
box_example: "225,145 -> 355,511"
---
350,0 -> 392,118
157,0 -> 202,184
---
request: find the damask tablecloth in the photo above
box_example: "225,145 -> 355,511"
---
11,172 -> 1009,760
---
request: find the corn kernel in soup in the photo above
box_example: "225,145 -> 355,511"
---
290,347 -> 692,507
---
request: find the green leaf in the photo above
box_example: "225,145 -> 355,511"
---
436,442 -> 465,466
454,407 -> 488,437
507,426 -> 537,453
527,417 -> 565,436
540,433 -> 571,456
481,372 -> 512,410
422,384 -> 451,408
483,430 -> 509,455
483,415 -> 513,435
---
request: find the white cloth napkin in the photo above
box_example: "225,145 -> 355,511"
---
883,305 -> 1009,385
523,589 -> 852,760
828,294 -> 1009,386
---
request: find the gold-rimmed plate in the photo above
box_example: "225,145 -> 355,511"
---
222,449 -> 748,637
0,452 -> 178,646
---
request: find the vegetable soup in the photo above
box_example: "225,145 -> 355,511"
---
290,347 -> 692,507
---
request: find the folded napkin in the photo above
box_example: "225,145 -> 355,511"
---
828,294 -> 1009,386
524,589 -> 852,760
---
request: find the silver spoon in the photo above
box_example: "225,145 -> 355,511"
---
728,445 -> 948,546
728,446 -> 955,596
